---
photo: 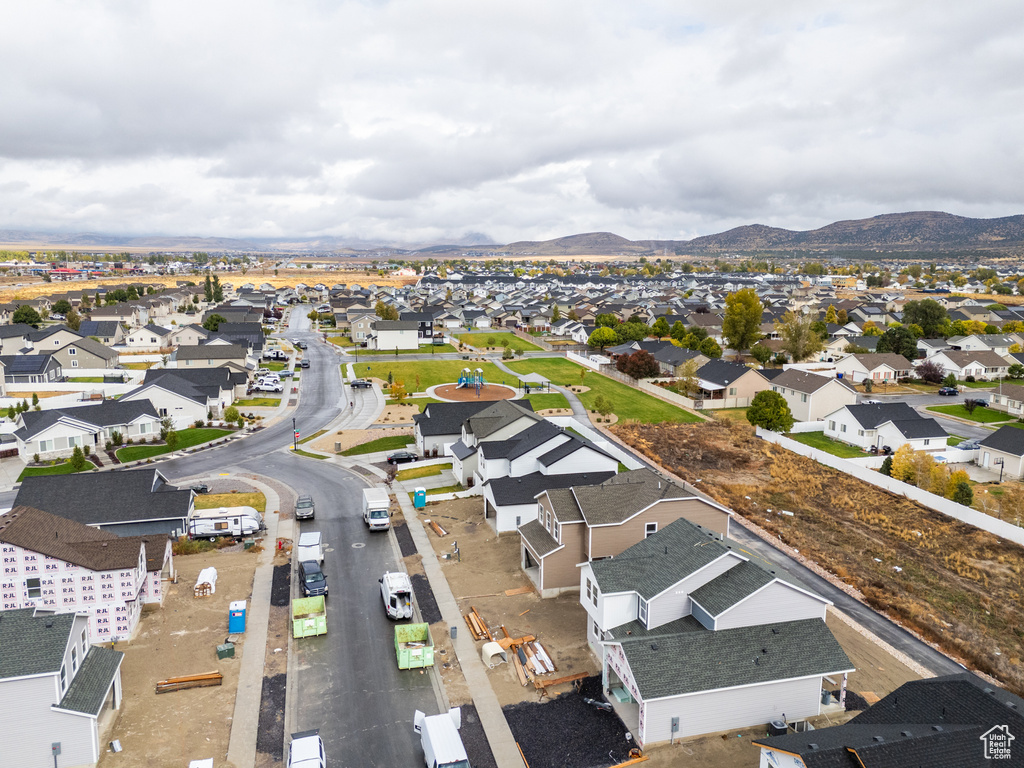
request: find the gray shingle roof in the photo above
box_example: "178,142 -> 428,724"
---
696,359 -> 762,387
485,470 -> 615,506
465,400 -> 542,439
689,560 -> 775,617
979,425 -> 1024,456
15,399 -> 159,441
176,344 -> 247,360
574,469 -> 690,527
413,401 -> 512,437
518,519 -> 561,558
0,608 -> 77,679
58,646 -> 123,715
619,618 -> 852,699
843,402 -> 923,429
768,368 -> 839,394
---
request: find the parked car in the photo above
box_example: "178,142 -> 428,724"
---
861,399 -> 882,404
938,386 -> 959,396
300,359 -> 310,369
296,341 -> 308,350
299,560 -> 328,597
387,451 -> 419,465
288,730 -> 325,768
255,381 -> 283,393
350,379 -> 373,389
191,483 -> 209,494
959,439 -> 981,450
968,397 -> 989,407
295,494 -> 316,520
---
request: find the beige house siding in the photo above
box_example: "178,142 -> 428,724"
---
539,523 -> 586,591
590,498 -> 730,559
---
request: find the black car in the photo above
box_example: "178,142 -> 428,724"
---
300,359 -> 310,369
938,386 -> 959,396
191,483 -> 209,494
386,451 -> 418,465
299,560 -> 328,597
350,379 -> 373,389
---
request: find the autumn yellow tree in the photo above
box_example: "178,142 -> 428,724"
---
889,444 -> 916,482
929,463 -> 951,497
910,451 -> 936,488
946,469 -> 971,498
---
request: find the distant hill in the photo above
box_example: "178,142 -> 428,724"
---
1,211 -> 1022,255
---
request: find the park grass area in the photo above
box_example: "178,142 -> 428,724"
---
786,431 -> 868,458
401,397 -> 445,412
18,460 -> 96,481
340,434 -> 413,456
354,344 -> 459,356
115,428 -> 233,462
505,358 -> 702,424
927,404 -> 1013,423
120,362 -> 154,370
522,392 -> 570,410
359,360 -> 506,391
396,463 -> 452,481
234,397 -> 281,408
194,492 -> 267,514
456,332 -> 542,353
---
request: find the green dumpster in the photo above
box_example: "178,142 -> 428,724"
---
394,622 -> 434,669
291,596 -> 327,638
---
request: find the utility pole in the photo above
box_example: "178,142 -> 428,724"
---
292,417 -> 298,451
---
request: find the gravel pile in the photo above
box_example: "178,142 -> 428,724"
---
411,573 -> 442,624
393,522 -> 417,557
271,564 -> 291,607
844,690 -> 870,711
256,672 -> 287,759
459,703 -> 498,768
504,676 -> 634,768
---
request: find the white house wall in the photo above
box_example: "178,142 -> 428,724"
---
641,675 -> 823,744
122,388 -> 207,430
0,675 -> 100,768
713,582 -> 827,631
646,553 -> 743,630
541,448 -> 618,476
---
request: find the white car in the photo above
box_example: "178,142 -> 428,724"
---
255,381 -> 283,393
288,730 -> 325,768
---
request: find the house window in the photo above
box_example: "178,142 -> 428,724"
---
840,424 -> 847,433
645,522 -> 658,538
71,360 -> 78,367
801,393 -> 808,403
857,429 -> 864,437
139,422 -> 149,434
593,620 -> 600,640
728,387 -> 737,396
68,347 -> 76,355
924,439 -> 930,446
82,629 -> 88,654
639,598 -> 649,625
71,645 -> 78,673
39,439 -> 53,453
26,577 -> 41,599
60,664 -> 67,692
829,420 -> 836,430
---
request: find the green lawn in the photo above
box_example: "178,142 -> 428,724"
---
116,428 -> 233,462
354,344 -> 459,356
786,432 -> 868,458
67,377 -> 105,383
195,492 -> 267,514
120,362 -> 154,370
957,380 -> 998,389
298,429 -> 328,445
18,460 -> 96,481
947,435 -> 968,446
927,404 -> 1012,423
234,397 -> 282,408
396,463 -> 452,481
523,392 -> 570,410
263,362 -> 287,371
328,335 -> 355,347
456,332 -> 542,353
505,359 -> 702,424
403,398 -> 446,412
357,360 -> 507,391
291,448 -> 328,460
340,435 -> 414,456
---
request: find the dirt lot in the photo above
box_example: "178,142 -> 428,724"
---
406,494 -> 923,767
309,425 -> 412,453
613,419 -> 1024,696
98,550 -> 259,768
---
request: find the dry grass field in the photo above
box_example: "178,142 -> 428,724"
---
613,419 -> 1024,696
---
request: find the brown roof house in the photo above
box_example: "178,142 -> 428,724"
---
767,368 -> 859,422
834,353 -> 913,384
519,470 -> 733,597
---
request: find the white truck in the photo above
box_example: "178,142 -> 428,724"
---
361,487 -> 391,531
413,708 -> 470,768
287,730 -> 325,768
379,571 -> 413,620
297,531 -> 324,564
188,506 -> 265,540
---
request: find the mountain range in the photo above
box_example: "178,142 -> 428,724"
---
1,211 -> 1022,255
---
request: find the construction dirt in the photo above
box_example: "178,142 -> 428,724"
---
309,425 -> 412,454
98,549 -> 259,768
406,494 -> 924,767
613,419 -> 1024,697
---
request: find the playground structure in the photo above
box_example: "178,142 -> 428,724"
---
456,367 -> 486,393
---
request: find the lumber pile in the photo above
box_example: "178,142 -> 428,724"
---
463,607 -> 492,641
426,519 -> 448,537
155,672 -> 223,694
503,585 -> 532,596
533,671 -> 588,694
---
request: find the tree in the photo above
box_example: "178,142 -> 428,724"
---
876,325 -> 918,362
212,274 -> 223,302
65,307 -> 81,331
963,398 -> 978,415
126,285 -> 139,301
942,372 -> 958,387
12,305 -> 41,328
861,321 -> 882,337
31,393 -> 38,407
889,445 -> 915,482
202,313 -> 227,332
698,337 -> 722,359
916,359 -> 945,384
390,380 -> 407,402
595,313 -> 619,328
775,311 -> 824,362
879,455 -> 893,477
551,304 -> 561,322
588,327 -> 618,350
652,317 -> 670,337
825,305 -> 838,323
670,321 -> 687,341
836,309 -> 848,325
750,343 -> 773,365
951,481 -> 973,506
621,350 -> 661,379
722,288 -> 763,354
614,321 -> 649,344
165,430 -> 180,451
223,406 -> 240,423
374,301 -> 399,320
69,445 -> 87,472
567,309 -> 579,322
745,390 -> 794,432
1008,363 -> 1024,380
947,469 -> 971,498
52,299 -> 72,315
6,404 -> 14,421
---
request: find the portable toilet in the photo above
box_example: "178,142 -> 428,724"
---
413,487 -> 427,509
229,600 -> 247,633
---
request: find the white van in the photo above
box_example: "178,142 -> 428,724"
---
362,487 -> 391,530
379,571 -> 413,620
188,506 -> 265,540
297,531 -> 324,564
413,709 -> 470,768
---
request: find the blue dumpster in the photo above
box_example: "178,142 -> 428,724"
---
413,487 -> 427,509
229,600 -> 247,633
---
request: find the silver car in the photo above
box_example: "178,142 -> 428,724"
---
295,494 -> 315,520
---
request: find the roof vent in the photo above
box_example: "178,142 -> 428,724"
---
762,647 -> 768,654
932,725 -> 944,732
771,627 -> 780,635
1006,702 -> 1018,710
985,688 -> 995,695
808,743 -> 819,750
45,619 -> 53,628
872,736 -> 884,743
901,731 -> 912,738
754,657 -> 760,666
650,643 -> 658,651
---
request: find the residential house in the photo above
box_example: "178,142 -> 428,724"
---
520,470 -> 733,596
89,303 -> 142,327
14,400 -> 162,462
123,324 -> 174,349
78,320 -> 126,347
946,334 -> 1021,358
450,401 -> 547,485
922,349 -> 1010,382
349,312 -> 377,342
834,353 -> 913,384
823,402 -> 948,453
581,518 -> 851,746
173,343 -> 254,373
412,400 -> 532,457
977,426 -> 1024,479
368,320 -> 419,351
694,359 -> 770,408
400,311 -> 439,339
14,468 -> 194,537
753,673 -> 1024,768
0,607 -> 123,768
989,382 -> 1024,419
38,336 -> 120,370
0,323 -> 39,354
0,354 -> 62,386
768,369 -> 859,422
168,324 -> 209,347
120,370 -> 233,428
0,505 -> 172,641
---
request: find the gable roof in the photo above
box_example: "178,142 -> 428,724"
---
846,353 -> 913,371
486,470 -> 616,506
58,645 -> 124,715
176,343 -> 247,360
573,469 -> 692,527
15,399 -> 159,441
464,400 -> 543,439
840,402 -> 927,430
769,368 -> 853,395
979,425 -> 1024,456
413,400 -> 534,437
0,354 -> 59,375
938,349 -> 1011,368
0,506 -> 142,571
697,359 -> 764,387
0,608 -> 78,679
689,559 -> 776,617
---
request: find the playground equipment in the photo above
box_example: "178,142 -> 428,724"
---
456,368 -> 486,390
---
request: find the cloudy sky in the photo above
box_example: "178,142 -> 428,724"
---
1,0 -> 1021,245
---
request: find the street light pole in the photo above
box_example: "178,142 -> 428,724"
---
292,417 -> 297,451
